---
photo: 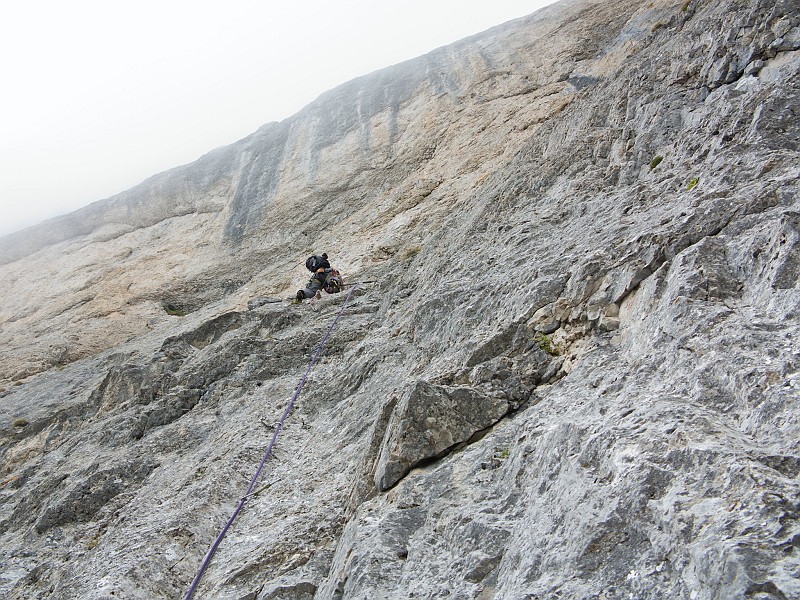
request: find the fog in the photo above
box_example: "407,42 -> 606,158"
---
0,0 -> 557,237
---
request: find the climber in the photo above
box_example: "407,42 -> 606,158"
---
295,253 -> 343,300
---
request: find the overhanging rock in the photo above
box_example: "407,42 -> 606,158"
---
373,380 -> 514,491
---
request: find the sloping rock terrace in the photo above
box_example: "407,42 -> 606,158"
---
1,0 -> 799,598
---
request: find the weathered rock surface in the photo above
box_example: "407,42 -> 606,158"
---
1,0 -> 799,598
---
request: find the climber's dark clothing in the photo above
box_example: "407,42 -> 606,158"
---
297,269 -> 330,299
296,253 -> 342,300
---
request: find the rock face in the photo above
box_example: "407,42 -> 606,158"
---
1,0 -> 799,598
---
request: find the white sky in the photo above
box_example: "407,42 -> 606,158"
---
0,0 -> 557,236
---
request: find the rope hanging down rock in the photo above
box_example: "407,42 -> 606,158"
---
184,284 -> 360,599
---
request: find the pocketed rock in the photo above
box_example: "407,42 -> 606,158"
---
0,0 -> 799,598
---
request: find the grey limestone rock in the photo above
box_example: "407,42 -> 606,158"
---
1,0 -> 800,598
373,380 -> 514,492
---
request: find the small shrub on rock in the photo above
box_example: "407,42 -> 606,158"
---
534,332 -> 562,356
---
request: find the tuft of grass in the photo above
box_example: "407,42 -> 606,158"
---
649,155 -> 664,170
534,332 -> 562,356
86,527 -> 105,550
163,303 -> 187,317
686,177 -> 699,191
12,418 -> 29,428
681,0 -> 691,11
402,245 -> 422,260
492,447 -> 511,464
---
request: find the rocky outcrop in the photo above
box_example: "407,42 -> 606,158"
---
1,0 -> 799,598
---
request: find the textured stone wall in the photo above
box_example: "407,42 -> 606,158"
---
1,0 -> 799,598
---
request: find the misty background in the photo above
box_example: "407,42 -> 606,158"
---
0,0 -> 556,237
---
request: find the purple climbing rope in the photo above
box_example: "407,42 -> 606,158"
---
184,284 -> 359,599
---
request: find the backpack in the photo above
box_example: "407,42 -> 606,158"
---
323,269 -> 343,294
305,253 -> 330,272
306,255 -> 321,272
